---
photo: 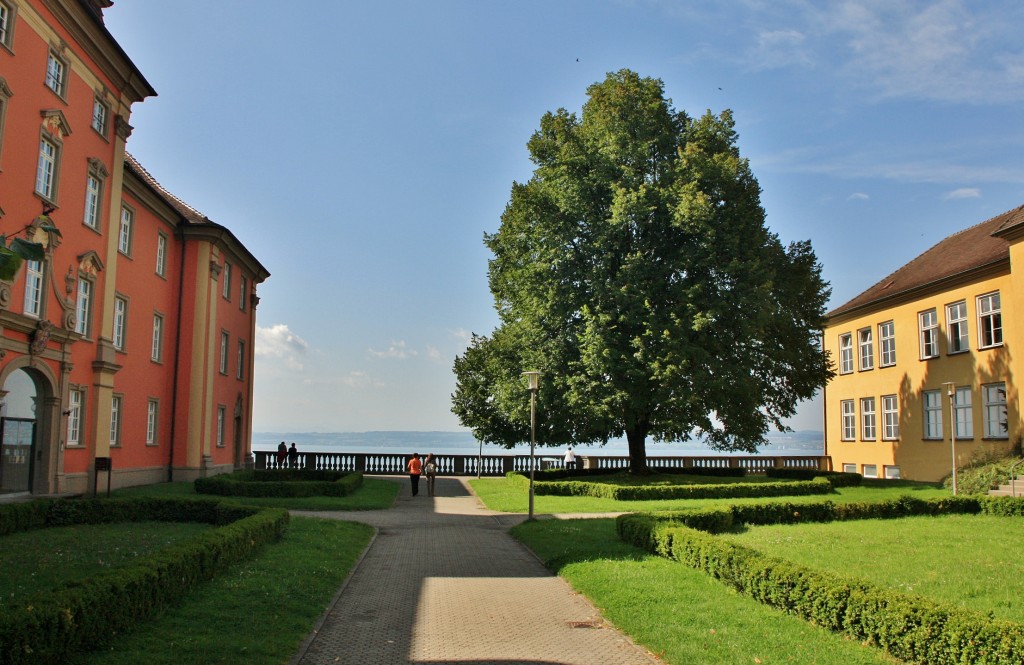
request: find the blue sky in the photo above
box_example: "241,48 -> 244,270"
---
103,1 -> 1024,434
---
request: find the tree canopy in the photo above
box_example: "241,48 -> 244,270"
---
452,70 -> 833,472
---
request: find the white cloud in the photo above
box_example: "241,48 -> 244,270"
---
943,187 -> 982,200
255,324 -> 308,370
341,371 -> 385,388
847,192 -> 869,201
368,340 -> 418,359
426,345 -> 442,362
449,328 -> 473,341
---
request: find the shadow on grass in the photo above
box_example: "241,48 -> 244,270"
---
511,517 -> 650,573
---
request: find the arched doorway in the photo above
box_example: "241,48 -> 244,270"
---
0,369 -> 38,493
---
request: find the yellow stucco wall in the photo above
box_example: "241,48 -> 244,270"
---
824,265 -> 1018,482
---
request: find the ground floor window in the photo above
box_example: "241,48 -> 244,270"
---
884,465 -> 901,479
862,464 -> 878,478
842,463 -> 857,474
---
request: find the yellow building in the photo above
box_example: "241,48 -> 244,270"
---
823,204 -> 1024,481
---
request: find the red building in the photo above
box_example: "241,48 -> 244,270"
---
0,0 -> 268,495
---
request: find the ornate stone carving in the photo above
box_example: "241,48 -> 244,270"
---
30,320 -> 53,355
209,261 -> 222,279
114,115 -> 133,140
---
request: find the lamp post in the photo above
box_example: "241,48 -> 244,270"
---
523,371 -> 541,520
943,382 -> 958,495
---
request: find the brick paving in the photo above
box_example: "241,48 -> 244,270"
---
290,476 -> 661,665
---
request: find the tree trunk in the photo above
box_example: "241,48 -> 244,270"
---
626,426 -> 648,474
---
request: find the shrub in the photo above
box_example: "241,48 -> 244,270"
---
536,477 -> 833,501
194,470 -> 362,498
766,468 -> 862,486
0,498 -> 288,665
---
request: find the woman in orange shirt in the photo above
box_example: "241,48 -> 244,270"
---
407,453 -> 423,497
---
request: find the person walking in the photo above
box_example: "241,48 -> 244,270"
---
564,447 -> 576,472
407,453 -> 423,497
424,453 -> 438,497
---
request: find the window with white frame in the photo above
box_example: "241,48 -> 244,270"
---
0,1 -> 15,50
236,339 -> 245,379
113,296 -> 127,350
946,301 -> 968,353
858,328 -> 873,371
151,313 -> 163,362
74,278 -> 92,336
923,389 -> 943,439
109,395 -> 122,447
0,80 -> 9,167
978,292 -> 1002,348
841,400 -> 856,440
91,97 -> 109,136
862,464 -> 878,478
239,275 -> 247,312
23,259 -> 43,318
83,173 -> 102,230
884,466 -> 901,479
216,405 -> 226,447
36,136 -> 59,200
146,399 -> 158,445
156,234 -> 167,276
861,397 -> 876,440
919,309 -> 939,358
983,383 -> 1008,439
879,321 -> 896,367
222,262 -> 232,300
219,331 -> 229,374
842,463 -> 857,474
66,388 -> 83,447
954,387 -> 973,439
882,395 -> 898,440
839,333 -> 853,374
45,50 -> 68,97
118,206 -> 134,256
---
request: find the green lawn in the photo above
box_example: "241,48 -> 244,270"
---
112,476 -> 400,510
720,513 -> 1024,622
470,476 -> 950,513
512,518 -> 898,664
73,516 -> 373,665
0,521 -> 211,605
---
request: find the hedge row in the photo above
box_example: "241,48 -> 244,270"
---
533,476 -> 833,501
194,470 -> 363,497
617,495 -> 1024,664
0,498 -> 289,665
766,468 -> 863,486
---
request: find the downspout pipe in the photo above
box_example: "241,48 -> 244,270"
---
167,218 -> 187,481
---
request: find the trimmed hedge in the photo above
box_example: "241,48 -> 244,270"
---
0,497 -> 288,665
767,468 -> 863,486
617,495 -> 1024,664
194,469 -> 363,497
534,476 -> 833,501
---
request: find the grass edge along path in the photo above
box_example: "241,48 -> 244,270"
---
512,518 -> 897,665
75,516 -> 374,665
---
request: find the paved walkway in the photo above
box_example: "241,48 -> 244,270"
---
290,476 -> 661,665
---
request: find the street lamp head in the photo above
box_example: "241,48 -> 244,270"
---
943,381 -> 956,397
522,370 -> 541,391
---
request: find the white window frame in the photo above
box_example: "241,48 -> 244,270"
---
156,233 -> 167,276
118,206 -> 134,256
842,463 -> 857,474
883,466 -> 901,479
879,321 -> 896,367
222,262 -> 232,300
839,333 -> 853,374
23,259 -> 43,318
66,388 -> 83,447
919,309 -> 939,359
0,1 -> 16,51
109,394 -> 122,447
861,397 -> 876,440
946,301 -> 969,354
840,399 -> 855,441
91,96 -> 109,136
83,173 -> 102,230
113,296 -> 127,350
36,136 -> 59,200
862,464 -> 878,479
857,328 -> 873,371
236,339 -> 245,379
983,383 -> 1008,439
216,405 -> 226,447
923,389 -> 943,439
978,292 -> 1002,348
146,399 -> 158,446
882,394 -> 898,440
239,275 -> 247,311
45,50 -> 68,97
219,331 -> 229,374
151,313 -> 164,362
74,278 -> 92,336
954,387 -> 973,439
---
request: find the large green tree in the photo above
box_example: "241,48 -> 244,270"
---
452,70 -> 832,473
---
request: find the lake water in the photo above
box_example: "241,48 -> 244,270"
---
252,430 -> 825,458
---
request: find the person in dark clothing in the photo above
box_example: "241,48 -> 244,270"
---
407,453 -> 422,496
277,441 -> 287,468
288,442 -> 299,468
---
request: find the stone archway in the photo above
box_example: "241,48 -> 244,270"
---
0,362 -> 58,495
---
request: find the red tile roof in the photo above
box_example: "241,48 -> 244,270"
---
828,204 -> 1024,318
124,153 -> 208,224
